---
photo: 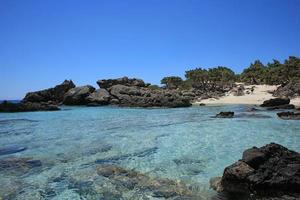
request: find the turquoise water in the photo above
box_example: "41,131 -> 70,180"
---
0,105 -> 300,199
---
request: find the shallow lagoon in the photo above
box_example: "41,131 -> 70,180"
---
0,105 -> 299,199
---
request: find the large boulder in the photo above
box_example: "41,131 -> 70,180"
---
212,143 -> 300,199
277,112 -> 300,120
86,89 -> 111,105
23,80 -> 75,103
97,76 -> 146,89
274,80 -> 300,98
108,85 -> 191,108
260,98 -> 290,107
63,85 -> 95,105
0,101 -> 60,112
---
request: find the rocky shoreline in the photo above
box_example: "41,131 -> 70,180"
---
0,77 -> 197,112
210,143 -> 300,200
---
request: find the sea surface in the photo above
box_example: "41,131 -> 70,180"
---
0,105 -> 299,199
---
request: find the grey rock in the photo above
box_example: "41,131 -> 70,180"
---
86,89 -> 111,105
97,76 -> 146,89
63,85 -> 95,105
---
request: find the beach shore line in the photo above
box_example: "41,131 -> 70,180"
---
194,84 -> 300,107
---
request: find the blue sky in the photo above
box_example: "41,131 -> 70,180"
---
1,0 -> 300,99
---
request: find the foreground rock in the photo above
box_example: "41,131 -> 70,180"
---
211,143 -> 300,199
215,112 -> 234,118
277,112 -> 300,120
0,101 -> 60,112
260,98 -> 290,107
96,164 -> 194,199
63,85 -> 95,105
23,80 -> 75,103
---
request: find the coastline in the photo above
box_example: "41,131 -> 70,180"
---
194,84 -> 300,108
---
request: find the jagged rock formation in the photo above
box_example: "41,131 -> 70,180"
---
210,143 -> 300,200
23,80 -> 75,103
63,85 -> 95,105
274,80 -> 300,98
97,77 -> 147,89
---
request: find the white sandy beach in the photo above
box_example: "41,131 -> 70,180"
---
194,84 -> 300,107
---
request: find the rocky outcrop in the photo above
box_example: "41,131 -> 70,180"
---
274,80 -> 300,98
0,101 -> 60,112
107,84 -> 191,107
86,89 -> 111,105
23,80 -> 75,103
63,85 -> 95,105
260,98 -> 290,107
215,112 -> 234,118
97,76 -> 147,89
277,112 -> 300,120
211,143 -> 300,199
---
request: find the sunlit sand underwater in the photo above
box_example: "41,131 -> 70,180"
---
0,105 -> 299,199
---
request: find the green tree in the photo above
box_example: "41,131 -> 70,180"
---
240,60 -> 266,84
160,76 -> 183,89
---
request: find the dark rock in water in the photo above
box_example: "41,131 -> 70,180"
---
277,112 -> 300,120
97,76 -> 147,89
86,89 -> 111,105
215,112 -> 234,118
23,80 -> 75,103
212,143 -> 300,199
245,107 -> 259,112
96,165 -> 194,198
236,113 -> 272,119
260,98 -> 290,107
0,146 -> 27,156
63,85 -> 95,105
199,103 -> 206,106
0,157 -> 42,175
266,104 -> 295,110
0,101 -> 60,112
273,80 -> 300,98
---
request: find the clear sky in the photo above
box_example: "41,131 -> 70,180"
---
1,0 -> 300,99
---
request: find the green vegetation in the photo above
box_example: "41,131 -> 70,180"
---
240,56 -> 300,85
159,56 -> 300,90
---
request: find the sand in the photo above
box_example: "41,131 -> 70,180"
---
194,84 -> 300,107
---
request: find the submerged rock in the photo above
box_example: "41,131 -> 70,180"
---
211,143 -> 300,199
0,157 -> 42,175
63,85 -> 95,105
0,101 -> 60,112
277,112 -> 300,120
215,112 -> 234,118
260,98 -> 290,107
96,164 -> 194,199
0,146 -> 27,156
